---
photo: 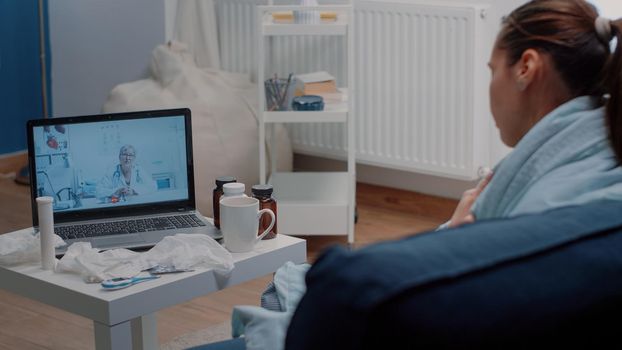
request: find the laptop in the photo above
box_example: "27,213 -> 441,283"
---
27,108 -> 222,256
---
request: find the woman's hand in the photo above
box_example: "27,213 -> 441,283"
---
448,170 -> 493,228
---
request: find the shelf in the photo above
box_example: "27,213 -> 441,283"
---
258,4 -> 355,242
264,89 -> 348,123
263,21 -> 347,36
260,6 -> 350,36
269,172 -> 350,236
264,102 -> 347,123
264,110 -> 347,123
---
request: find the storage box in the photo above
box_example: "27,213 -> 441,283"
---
293,71 -> 338,96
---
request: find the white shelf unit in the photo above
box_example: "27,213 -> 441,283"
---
257,4 -> 355,243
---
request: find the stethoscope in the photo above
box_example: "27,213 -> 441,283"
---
112,164 -> 143,185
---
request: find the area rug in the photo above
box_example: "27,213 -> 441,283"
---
161,321 -> 233,350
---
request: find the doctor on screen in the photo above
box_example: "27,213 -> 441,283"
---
97,145 -> 156,202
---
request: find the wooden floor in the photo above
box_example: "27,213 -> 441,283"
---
0,176 -> 456,349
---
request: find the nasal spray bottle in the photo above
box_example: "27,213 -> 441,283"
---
36,196 -> 56,270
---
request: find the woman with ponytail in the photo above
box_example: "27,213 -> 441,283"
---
449,0 -> 622,227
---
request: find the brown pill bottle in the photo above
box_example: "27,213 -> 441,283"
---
251,184 -> 277,240
213,176 -> 236,229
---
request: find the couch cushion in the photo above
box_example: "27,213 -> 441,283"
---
286,200 -> 622,349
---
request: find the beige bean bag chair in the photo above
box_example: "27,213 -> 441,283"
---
103,42 -> 292,216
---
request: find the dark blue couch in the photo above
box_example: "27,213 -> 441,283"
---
287,200 -> 622,349
195,200 -> 622,349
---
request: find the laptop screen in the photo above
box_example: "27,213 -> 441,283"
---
28,109 -> 195,224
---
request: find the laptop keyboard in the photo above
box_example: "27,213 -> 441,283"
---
54,214 -> 207,240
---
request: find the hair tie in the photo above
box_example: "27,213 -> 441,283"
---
595,16 -> 613,43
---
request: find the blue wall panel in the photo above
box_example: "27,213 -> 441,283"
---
0,0 -> 50,154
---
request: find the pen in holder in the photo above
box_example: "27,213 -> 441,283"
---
264,74 -> 294,111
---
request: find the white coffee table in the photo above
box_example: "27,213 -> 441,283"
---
0,228 -> 306,350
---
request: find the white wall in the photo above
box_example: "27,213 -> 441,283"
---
49,0 -> 166,117
592,0 -> 622,18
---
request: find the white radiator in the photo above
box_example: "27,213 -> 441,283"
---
218,0 -> 262,79
216,0 -> 492,180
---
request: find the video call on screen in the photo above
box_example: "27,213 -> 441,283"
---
33,116 -> 189,213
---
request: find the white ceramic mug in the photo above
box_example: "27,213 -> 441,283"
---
220,196 -> 275,253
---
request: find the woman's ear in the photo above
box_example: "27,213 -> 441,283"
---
514,48 -> 541,91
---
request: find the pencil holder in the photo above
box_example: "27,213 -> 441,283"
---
264,78 -> 295,111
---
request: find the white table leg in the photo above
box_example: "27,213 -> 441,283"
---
131,313 -> 159,350
94,320 -> 132,350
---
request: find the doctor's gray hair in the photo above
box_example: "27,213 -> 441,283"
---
118,145 -> 136,157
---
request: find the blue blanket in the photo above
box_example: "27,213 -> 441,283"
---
231,262 -> 310,350
472,96 -> 622,219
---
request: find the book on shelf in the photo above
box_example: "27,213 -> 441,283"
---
272,11 -> 294,23
293,71 -> 338,96
320,12 -> 338,21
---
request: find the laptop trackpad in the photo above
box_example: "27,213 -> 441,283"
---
92,234 -> 145,248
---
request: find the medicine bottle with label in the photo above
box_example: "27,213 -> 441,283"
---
251,184 -> 277,240
213,176 -> 236,229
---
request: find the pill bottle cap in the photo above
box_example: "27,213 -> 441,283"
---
223,182 -> 245,195
215,176 -> 237,188
251,184 -> 274,197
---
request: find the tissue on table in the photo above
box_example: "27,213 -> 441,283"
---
56,243 -> 144,283
141,234 -> 234,274
0,229 -> 65,266
56,233 -> 234,282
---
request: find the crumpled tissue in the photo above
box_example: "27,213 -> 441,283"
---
55,243 -> 144,283
0,229 -> 65,266
142,234 -> 234,274
55,234 -> 233,282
